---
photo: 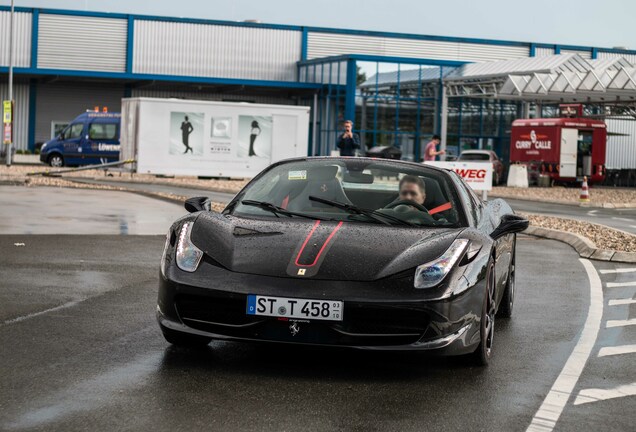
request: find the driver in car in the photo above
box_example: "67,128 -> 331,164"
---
394,175 -> 427,210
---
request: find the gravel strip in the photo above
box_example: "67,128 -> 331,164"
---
520,213 -> 636,252
0,165 -> 249,193
491,185 -> 636,206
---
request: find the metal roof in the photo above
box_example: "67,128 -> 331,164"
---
444,54 -> 592,81
588,57 -> 634,71
444,54 -> 636,103
360,54 -> 636,104
359,67 -> 442,88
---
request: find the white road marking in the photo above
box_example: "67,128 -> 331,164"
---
598,344 -> 636,357
606,318 -> 636,328
608,298 -> 636,306
599,267 -> 636,274
612,217 -> 635,222
574,383 -> 636,405
526,259 -> 603,432
588,210 -> 598,214
606,281 -> 636,288
1,300 -> 82,325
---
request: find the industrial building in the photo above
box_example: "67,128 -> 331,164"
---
2,6 -> 636,181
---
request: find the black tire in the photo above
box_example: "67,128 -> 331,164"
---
48,153 -> 64,167
161,325 -> 211,348
472,259 -> 496,366
497,237 -> 516,319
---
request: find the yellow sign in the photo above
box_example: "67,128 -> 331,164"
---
3,100 -> 12,124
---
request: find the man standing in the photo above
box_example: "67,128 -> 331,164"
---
423,134 -> 445,161
181,116 -> 194,154
336,120 -> 360,156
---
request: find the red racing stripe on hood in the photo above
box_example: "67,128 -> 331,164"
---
295,221 -> 343,267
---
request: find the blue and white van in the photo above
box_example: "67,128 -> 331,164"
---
40,112 -> 121,167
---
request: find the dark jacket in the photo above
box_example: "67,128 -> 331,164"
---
336,132 -> 361,156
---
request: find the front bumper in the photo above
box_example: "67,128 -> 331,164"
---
157,264 -> 486,354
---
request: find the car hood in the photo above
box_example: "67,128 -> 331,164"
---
190,212 -> 462,281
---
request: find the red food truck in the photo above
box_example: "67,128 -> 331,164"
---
510,117 -> 607,184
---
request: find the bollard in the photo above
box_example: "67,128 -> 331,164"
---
579,176 -> 590,203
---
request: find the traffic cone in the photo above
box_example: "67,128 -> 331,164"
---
579,176 -> 590,203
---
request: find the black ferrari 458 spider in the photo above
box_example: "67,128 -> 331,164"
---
158,157 -> 528,365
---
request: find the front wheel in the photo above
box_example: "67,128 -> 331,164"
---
48,154 -> 64,167
472,259 -> 496,366
161,325 -> 211,348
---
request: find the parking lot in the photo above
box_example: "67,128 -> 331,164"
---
1,186 -> 634,432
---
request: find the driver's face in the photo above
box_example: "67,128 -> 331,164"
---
399,182 -> 425,205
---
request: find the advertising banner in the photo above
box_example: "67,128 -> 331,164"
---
128,98 -> 310,178
425,161 -> 493,191
3,100 -> 12,124
3,100 -> 12,145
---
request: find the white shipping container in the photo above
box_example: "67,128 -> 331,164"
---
121,97 -> 310,178
606,117 -> 636,170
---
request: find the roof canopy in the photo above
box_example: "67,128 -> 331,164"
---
445,54 -> 636,103
362,54 -> 636,105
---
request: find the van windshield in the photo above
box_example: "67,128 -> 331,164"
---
64,123 -> 84,140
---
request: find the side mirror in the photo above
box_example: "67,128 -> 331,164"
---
185,196 -> 208,213
490,214 -> 529,240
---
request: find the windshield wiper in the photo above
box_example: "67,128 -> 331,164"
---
240,200 -> 334,221
308,196 -> 416,227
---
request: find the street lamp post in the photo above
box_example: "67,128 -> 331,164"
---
6,0 -> 14,167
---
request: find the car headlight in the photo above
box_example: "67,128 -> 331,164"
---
175,221 -> 203,272
41,143 -> 47,151
414,239 -> 469,289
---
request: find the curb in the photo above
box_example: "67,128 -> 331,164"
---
64,176 -> 243,195
525,226 -> 636,264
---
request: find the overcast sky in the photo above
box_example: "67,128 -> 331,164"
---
5,0 -> 636,49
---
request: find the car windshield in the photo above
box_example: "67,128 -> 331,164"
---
459,152 -> 490,161
226,159 -> 465,228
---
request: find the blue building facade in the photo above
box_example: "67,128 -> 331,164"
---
2,6 -> 636,164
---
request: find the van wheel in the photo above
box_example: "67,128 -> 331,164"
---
48,154 -> 64,167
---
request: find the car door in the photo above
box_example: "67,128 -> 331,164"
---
61,122 -> 85,165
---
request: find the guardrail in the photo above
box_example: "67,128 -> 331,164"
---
26,159 -> 136,177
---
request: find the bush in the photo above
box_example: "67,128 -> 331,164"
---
24,149 -> 32,155
34,148 -> 40,155
15,149 -> 24,155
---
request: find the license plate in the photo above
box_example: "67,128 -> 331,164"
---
246,295 -> 343,321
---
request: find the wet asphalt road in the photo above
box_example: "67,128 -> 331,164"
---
0,234 -> 605,432
66,177 -> 238,205
1,186 -> 635,431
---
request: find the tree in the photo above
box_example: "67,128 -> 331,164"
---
356,66 -> 367,86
